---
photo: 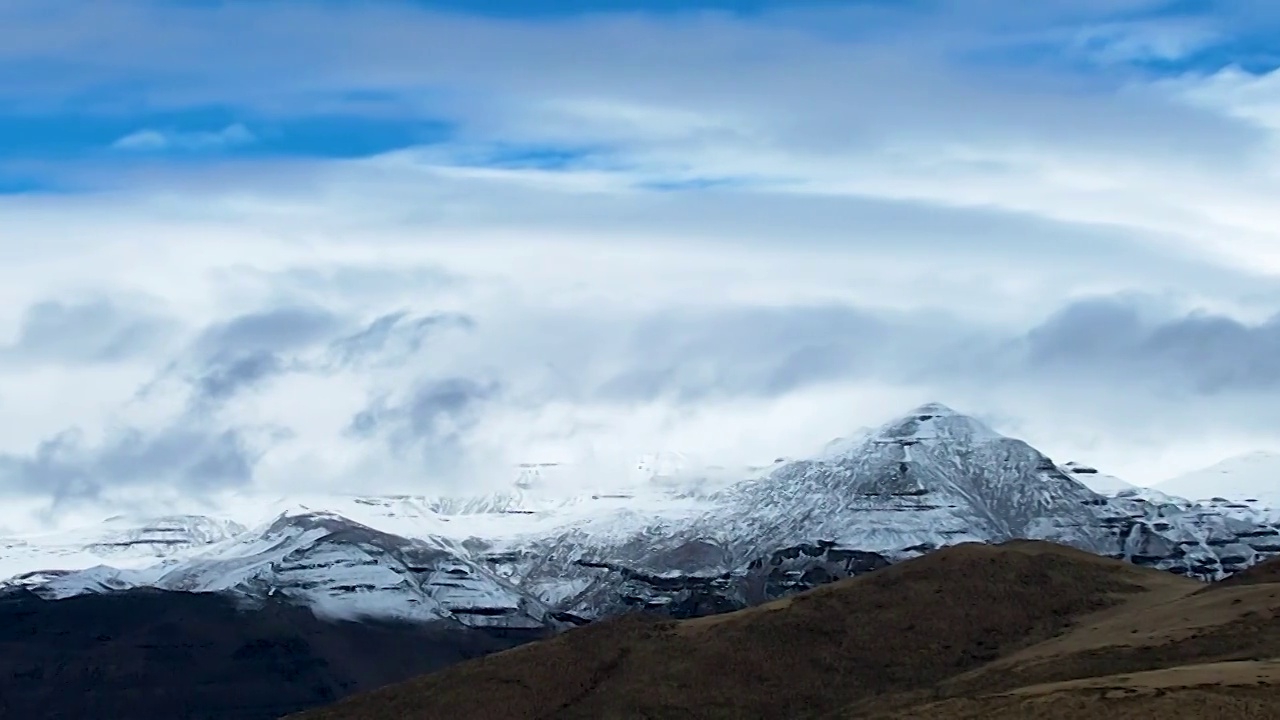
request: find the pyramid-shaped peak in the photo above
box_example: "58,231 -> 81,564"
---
874,402 -> 1002,443
907,402 -> 961,417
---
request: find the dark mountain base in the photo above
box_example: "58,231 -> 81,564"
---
0,588 -> 547,720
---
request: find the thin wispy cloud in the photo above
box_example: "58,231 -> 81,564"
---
112,123 -> 256,152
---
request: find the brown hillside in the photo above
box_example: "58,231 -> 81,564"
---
290,541 -> 1193,720
873,660 -> 1280,719
880,561 -> 1280,718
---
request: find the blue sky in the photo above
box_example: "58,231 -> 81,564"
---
4,0 -> 1278,190
6,0 -> 1280,522
398,0 -> 866,15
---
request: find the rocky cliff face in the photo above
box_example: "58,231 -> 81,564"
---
8,403 -> 1280,627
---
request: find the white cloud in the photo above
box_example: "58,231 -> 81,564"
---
5,2 -> 1280,520
111,123 -> 256,152
1066,19 -> 1221,65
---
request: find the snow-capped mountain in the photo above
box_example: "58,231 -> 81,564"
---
7,403 -> 1280,627
489,404 -> 1280,620
1156,451 -> 1280,507
709,403 -> 1110,558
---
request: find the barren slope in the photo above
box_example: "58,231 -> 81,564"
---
847,554 -> 1280,719
876,660 -> 1280,719
291,541 -> 1187,720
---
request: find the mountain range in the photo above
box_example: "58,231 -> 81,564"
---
7,403 -> 1280,624
4,402 -> 1280,717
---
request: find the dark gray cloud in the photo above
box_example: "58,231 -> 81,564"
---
331,311 -> 407,365
0,306 -> 343,505
570,295 -> 1280,406
1,298 -> 176,365
0,306 -> 341,504
595,304 -> 967,401
1017,296 -> 1280,394
192,306 -> 341,360
328,311 -> 475,367
180,305 -> 344,406
0,424 -> 268,505
349,377 -> 499,475
180,307 -> 474,407
194,351 -> 287,403
1024,297 -> 1150,365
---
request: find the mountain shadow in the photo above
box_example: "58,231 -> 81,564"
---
0,588 -> 547,720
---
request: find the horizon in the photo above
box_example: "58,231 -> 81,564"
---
5,0 -> 1280,526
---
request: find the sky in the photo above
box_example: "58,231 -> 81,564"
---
5,0 -> 1280,523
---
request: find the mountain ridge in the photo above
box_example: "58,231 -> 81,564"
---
5,402 -> 1280,628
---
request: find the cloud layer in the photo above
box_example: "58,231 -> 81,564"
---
4,0 -> 1280,522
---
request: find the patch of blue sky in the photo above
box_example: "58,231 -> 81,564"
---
245,115 -> 455,159
380,0 -> 872,18
0,163 -> 76,194
0,113 -> 129,160
0,107 -> 456,162
0,175 -> 44,194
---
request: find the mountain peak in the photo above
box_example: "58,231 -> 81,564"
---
908,401 -> 960,416
872,402 -> 1000,444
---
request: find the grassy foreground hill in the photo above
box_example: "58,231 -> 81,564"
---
290,541 -> 1280,719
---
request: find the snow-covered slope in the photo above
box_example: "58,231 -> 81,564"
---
708,403 -> 1110,558
1063,462 -> 1139,495
9,403 -> 1280,627
1156,451 -> 1280,507
470,404 -> 1280,620
164,512 -> 552,628
27,511 -> 554,629
0,514 -> 246,589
